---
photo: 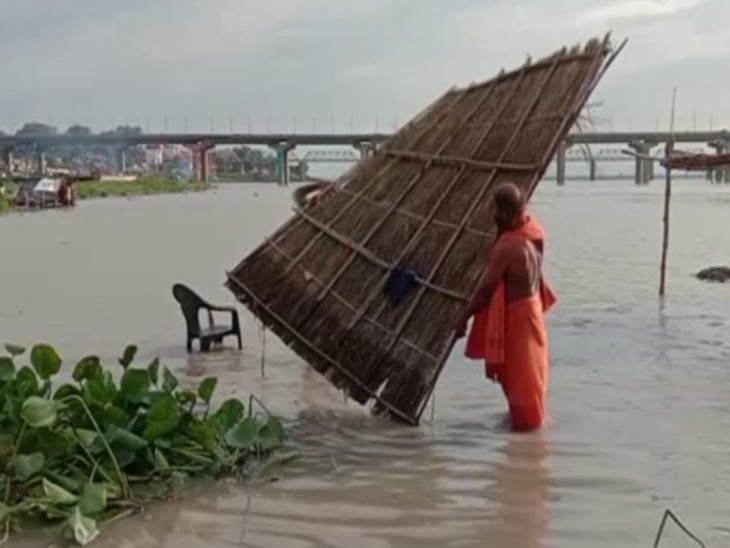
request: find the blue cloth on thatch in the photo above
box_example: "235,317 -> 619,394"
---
385,266 -> 419,303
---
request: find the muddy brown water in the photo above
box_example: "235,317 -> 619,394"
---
3,181 -> 730,547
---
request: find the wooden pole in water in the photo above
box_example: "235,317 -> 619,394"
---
659,88 -> 677,297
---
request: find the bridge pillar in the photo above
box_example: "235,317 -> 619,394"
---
555,141 -> 569,186
190,143 -> 215,182
269,142 -> 295,186
589,158 -> 597,181
355,141 -> 376,159
628,140 -> 656,185
708,139 -> 730,183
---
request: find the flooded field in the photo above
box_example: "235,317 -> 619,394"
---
3,180 -> 730,547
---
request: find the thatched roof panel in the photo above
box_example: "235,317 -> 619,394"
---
226,35 -> 624,424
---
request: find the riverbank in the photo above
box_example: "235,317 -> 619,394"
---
0,177 -> 212,213
76,177 -> 212,199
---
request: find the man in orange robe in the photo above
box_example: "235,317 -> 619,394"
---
455,182 -> 556,431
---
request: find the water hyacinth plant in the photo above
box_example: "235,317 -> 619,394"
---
0,343 -> 289,545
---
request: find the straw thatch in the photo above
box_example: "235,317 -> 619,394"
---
226,34 -> 625,425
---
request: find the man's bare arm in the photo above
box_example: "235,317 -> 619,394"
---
454,241 -> 512,335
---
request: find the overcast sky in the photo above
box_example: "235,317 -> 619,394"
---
1,0 -> 727,133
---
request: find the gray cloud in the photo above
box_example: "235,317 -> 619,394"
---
0,0 -> 727,133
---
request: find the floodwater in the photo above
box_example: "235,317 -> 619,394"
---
3,180 -> 730,547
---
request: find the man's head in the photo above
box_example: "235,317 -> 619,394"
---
493,182 -> 524,231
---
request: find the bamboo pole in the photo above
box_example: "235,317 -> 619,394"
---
659,88 -> 677,297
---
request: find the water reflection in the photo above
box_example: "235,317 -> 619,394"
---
485,434 -> 549,548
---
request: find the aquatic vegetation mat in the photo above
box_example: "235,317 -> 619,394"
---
226,35 -> 624,424
0,343 -> 288,546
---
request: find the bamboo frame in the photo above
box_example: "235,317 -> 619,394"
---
312,76 -> 504,306
226,36 -> 622,425
347,56 -> 535,333
294,208 -> 467,302
264,238 -> 439,362
384,150 -> 539,173
244,89 -> 467,286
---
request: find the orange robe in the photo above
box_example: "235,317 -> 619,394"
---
465,215 -> 556,430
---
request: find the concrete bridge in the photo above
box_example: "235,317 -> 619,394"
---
2,130 -> 729,185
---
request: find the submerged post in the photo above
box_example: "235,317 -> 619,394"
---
556,141 -> 567,186
708,139 -> 729,183
589,158 -> 597,181
659,89 -> 677,298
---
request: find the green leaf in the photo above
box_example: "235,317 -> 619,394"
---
213,399 -> 244,432
224,417 -> 257,449
111,446 -> 136,469
30,344 -> 62,380
143,393 -> 180,440
21,396 -> 59,428
22,428 -> 72,456
0,501 -> 10,524
0,358 -> 15,382
83,372 -> 117,407
16,366 -> 39,398
185,421 -> 218,452
162,367 -> 179,393
147,357 -> 160,386
43,478 -> 78,505
258,417 -> 285,451
74,428 -> 97,449
73,356 -> 101,382
4,343 -> 25,357
154,448 -> 169,471
120,368 -> 150,402
197,377 -> 217,405
53,383 -> 80,401
106,424 -> 147,451
9,452 -> 45,480
15,499 -> 69,520
118,344 -> 137,369
46,470 -> 83,494
102,406 -> 129,428
68,506 -> 99,545
79,483 -> 107,516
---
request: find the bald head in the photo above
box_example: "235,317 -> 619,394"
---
493,182 -> 524,230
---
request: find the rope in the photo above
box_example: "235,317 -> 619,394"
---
653,510 -> 706,548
